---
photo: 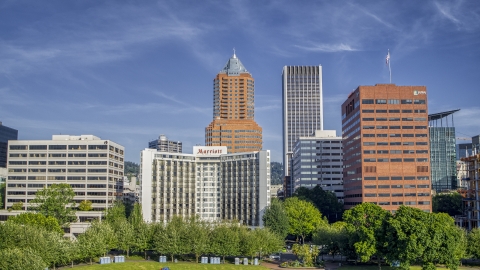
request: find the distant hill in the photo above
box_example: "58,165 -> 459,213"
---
271,161 -> 283,185
125,161 -> 139,179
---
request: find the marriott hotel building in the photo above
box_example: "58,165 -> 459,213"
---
140,146 -> 271,226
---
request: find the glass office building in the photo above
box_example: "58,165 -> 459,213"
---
0,122 -> 18,168
429,110 -> 459,192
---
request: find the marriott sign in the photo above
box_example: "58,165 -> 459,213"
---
193,146 -> 227,156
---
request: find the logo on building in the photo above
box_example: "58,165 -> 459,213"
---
414,90 -> 426,95
193,146 -> 227,156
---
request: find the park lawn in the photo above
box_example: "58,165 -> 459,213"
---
76,261 -> 269,270
339,265 -> 480,270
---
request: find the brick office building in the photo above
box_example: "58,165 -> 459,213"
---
341,84 -> 432,212
205,52 -> 262,153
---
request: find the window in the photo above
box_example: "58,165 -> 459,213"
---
378,158 -> 389,162
391,158 -> 402,162
401,99 -> 412,104
49,145 -> 67,150
416,142 -> 428,145
391,177 -> 403,180
364,177 -> 376,180
402,110 -> 412,113
390,134 -> 401,137
377,150 -> 388,154
402,134 -> 414,137
417,185 -> 430,188
417,158 -> 428,162
402,117 -> 413,121
415,126 -> 427,129
388,99 -> 400,104
404,158 -> 415,162
362,109 -> 374,113
417,176 -> 429,180
376,110 -> 387,113
414,118 -> 426,121
389,110 -> 400,113
404,185 -> 416,188
362,118 -> 374,121
364,185 -> 377,189
364,150 -> 376,154
404,176 -> 415,180
390,126 -> 400,129
29,145 -> 47,150
390,142 -> 401,145
363,142 -> 375,146
402,126 -> 413,129
414,99 -> 426,104
415,134 -> 428,137
365,193 -> 377,197
378,193 -> 390,197
362,99 -> 374,104
389,118 -> 400,121
378,177 -> 389,180
403,142 -> 414,145
376,99 -> 387,104
363,134 -> 375,137
10,145 -> 27,150
378,185 -> 390,188
377,134 -> 388,137
392,193 -> 403,197
416,150 -> 428,154
403,150 -> 415,154
363,126 -> 375,129
392,185 -> 403,188
364,158 -> 376,162
377,142 -> 388,146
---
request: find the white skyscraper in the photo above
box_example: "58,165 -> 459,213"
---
282,66 -> 323,185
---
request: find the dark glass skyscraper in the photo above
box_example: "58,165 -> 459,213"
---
428,110 -> 459,192
0,122 -> 18,168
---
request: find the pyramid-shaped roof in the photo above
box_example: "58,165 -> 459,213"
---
219,52 -> 250,76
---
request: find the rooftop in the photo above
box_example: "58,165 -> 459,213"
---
219,51 -> 249,76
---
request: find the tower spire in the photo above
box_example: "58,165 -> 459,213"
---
233,47 -> 236,58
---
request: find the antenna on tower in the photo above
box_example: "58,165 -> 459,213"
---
233,47 -> 236,58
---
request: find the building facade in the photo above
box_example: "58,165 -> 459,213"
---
282,66 -> 323,195
458,153 -> 480,230
149,134 -> 182,153
341,84 -> 432,212
140,146 -> 270,226
205,52 -> 262,153
428,110 -> 459,192
5,135 -> 124,211
0,122 -> 18,168
291,130 -> 343,200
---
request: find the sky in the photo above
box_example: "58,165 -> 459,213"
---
1,0 -> 479,163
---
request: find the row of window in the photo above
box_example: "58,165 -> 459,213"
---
10,153 -> 111,158
363,125 -> 427,129
363,142 -> 428,146
362,118 -> 426,121
10,145 -> 113,150
362,109 -> 426,114
364,150 -> 428,154
364,184 -> 430,189
364,176 -> 429,180
363,134 -> 427,138
362,99 -> 426,104
364,158 -> 428,162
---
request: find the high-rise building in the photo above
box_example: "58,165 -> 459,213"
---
205,52 -> 262,153
140,146 -> 270,226
0,121 -> 18,168
428,110 -> 459,192
149,134 -> 182,153
291,130 -> 343,200
458,152 -> 480,230
282,66 -> 323,180
341,84 -> 432,212
6,135 -> 124,211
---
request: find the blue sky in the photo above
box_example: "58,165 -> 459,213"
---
1,0 -> 479,163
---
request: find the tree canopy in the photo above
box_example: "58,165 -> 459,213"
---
30,183 -> 76,226
284,197 -> 326,243
432,192 -> 463,216
293,186 -> 344,223
262,197 -> 289,239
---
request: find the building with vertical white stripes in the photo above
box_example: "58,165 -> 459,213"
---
282,66 -> 323,196
140,146 -> 271,226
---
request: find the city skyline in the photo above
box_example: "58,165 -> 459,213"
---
1,1 -> 479,163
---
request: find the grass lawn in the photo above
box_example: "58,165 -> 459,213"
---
75,261 -> 269,270
339,265 -> 480,270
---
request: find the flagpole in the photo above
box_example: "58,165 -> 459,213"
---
388,49 -> 391,83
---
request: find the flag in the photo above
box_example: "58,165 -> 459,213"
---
386,50 -> 390,65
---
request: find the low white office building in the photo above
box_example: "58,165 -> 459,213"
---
291,130 -> 344,201
140,146 -> 271,226
6,135 -> 124,211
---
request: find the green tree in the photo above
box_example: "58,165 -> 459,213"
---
284,197 -> 326,243
8,212 -> 63,234
294,186 -> 344,223
343,203 -> 391,269
385,206 -> 466,270
433,192 -> 463,216
263,197 -> 289,239
292,244 -> 320,267
154,216 -> 189,262
0,183 -> 5,209
77,220 -> 117,264
30,183 -> 76,226
129,203 -> 151,259
10,201 -> 23,210
116,218 -> 134,256
0,247 -> 47,270
468,228 -> 480,259
78,200 -> 93,211
313,221 -> 349,259
210,222 -> 241,263
186,216 -> 211,263
104,200 -> 127,222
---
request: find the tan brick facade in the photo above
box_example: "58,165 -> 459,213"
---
205,54 -> 262,153
341,84 -> 432,212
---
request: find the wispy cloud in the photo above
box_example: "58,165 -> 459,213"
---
294,43 -> 357,53
434,1 -> 461,25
